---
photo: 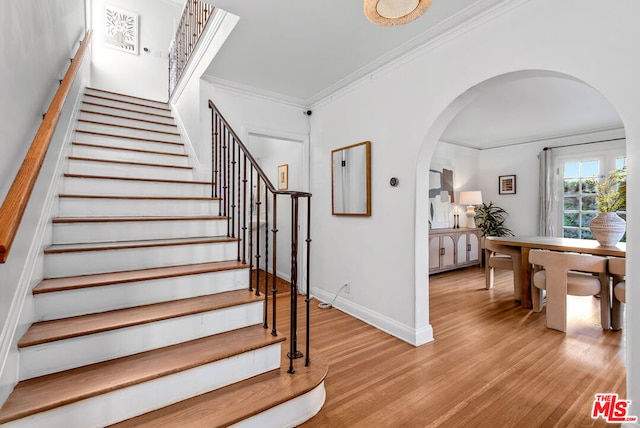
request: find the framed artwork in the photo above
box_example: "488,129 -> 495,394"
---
499,175 -> 516,195
104,5 -> 139,55
278,164 -> 288,190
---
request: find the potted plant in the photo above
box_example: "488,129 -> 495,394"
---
589,167 -> 626,246
474,202 -> 514,237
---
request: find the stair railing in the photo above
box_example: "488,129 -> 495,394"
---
169,0 -> 215,98
209,100 -> 313,373
0,30 -> 92,264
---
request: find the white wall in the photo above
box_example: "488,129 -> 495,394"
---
478,130 -> 626,236
306,0 -> 640,417
90,0 -> 182,101
430,141 -> 480,227
0,3 -> 90,404
0,0 -> 85,204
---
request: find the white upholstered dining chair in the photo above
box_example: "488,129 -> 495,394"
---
528,249 -> 610,332
484,238 -> 522,301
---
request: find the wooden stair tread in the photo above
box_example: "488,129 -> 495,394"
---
72,141 -> 187,157
84,93 -> 171,112
19,290 -> 261,347
87,87 -> 168,105
34,260 -> 248,294
78,119 -> 181,136
80,109 -> 178,127
82,101 -> 175,120
52,215 -> 227,224
63,173 -> 211,185
58,194 -> 220,201
75,130 -> 183,145
68,156 -> 193,170
44,235 -> 238,254
1,325 -> 283,424
110,349 -> 328,428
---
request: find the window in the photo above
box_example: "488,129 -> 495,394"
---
562,160 -> 598,239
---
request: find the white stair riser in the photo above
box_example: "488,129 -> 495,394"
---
20,302 -> 263,379
10,344 -> 280,428
62,176 -> 210,197
81,103 -> 175,125
83,95 -> 172,118
52,218 -> 228,244
57,197 -> 220,218
45,240 -> 237,277
231,383 -> 327,428
75,131 -> 184,154
79,108 -> 178,133
67,159 -> 193,181
79,111 -> 178,134
85,89 -> 168,110
71,144 -> 189,167
34,269 -> 250,320
77,122 -> 182,144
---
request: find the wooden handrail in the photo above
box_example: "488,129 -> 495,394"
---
0,30 -> 92,263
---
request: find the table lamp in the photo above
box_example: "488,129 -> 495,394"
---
459,191 -> 482,228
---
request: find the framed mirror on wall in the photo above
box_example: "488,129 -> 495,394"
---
331,141 -> 371,216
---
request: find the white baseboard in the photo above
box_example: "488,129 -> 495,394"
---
311,288 -> 434,346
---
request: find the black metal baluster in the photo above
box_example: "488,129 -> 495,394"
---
248,167 -> 254,292
305,195 -> 312,366
237,144 -> 242,261
231,135 -> 236,239
271,193 -> 278,336
255,177 -> 262,297
263,194 -> 269,329
211,109 -> 218,198
224,129 -> 230,236
242,154 -> 248,264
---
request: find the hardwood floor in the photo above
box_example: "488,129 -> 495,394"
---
281,266 -> 626,427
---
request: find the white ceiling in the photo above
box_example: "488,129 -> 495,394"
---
194,0 -> 623,149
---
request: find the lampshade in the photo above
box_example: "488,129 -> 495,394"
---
459,191 -> 482,206
364,0 -> 432,26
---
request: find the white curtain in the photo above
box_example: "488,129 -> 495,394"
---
538,148 -> 557,236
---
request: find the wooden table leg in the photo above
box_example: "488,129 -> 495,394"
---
520,247 -> 532,309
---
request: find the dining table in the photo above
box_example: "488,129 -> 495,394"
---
486,236 -> 626,309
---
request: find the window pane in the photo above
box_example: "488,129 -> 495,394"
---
616,157 -> 626,169
581,212 -> 596,227
564,212 -> 579,227
581,179 -> 596,194
564,228 -> 579,238
564,197 -> 579,210
581,195 -> 596,211
581,228 -> 594,239
581,160 -> 599,177
564,180 -> 579,194
564,162 -> 579,178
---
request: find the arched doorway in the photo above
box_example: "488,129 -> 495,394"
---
415,69 -> 626,342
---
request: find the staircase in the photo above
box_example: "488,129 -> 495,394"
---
0,88 -> 326,427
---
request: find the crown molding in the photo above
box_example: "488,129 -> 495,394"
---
441,125 -> 626,151
308,0 -> 531,107
201,75 -> 309,109
202,0 -> 531,108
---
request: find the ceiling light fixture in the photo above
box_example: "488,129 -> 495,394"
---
364,0 -> 432,26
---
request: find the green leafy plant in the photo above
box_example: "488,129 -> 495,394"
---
474,202 -> 514,237
590,167 -> 626,213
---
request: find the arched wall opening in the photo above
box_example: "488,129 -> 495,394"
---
415,69 -> 627,342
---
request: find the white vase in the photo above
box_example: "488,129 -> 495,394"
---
589,212 -> 626,246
